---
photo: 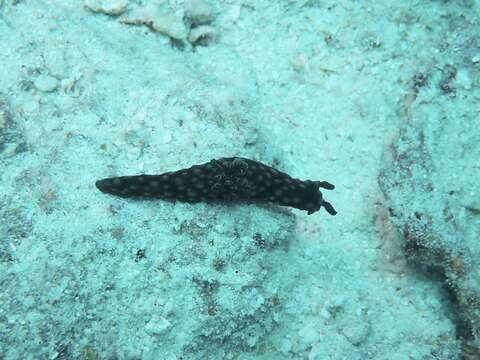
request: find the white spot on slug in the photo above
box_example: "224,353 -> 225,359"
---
194,181 -> 205,189
192,167 -> 202,175
149,180 -> 160,188
174,177 -> 185,186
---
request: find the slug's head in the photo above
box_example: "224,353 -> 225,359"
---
303,180 -> 337,215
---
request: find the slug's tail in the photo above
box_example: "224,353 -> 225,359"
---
95,175 -> 165,198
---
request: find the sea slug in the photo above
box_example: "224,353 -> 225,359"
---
96,157 -> 337,215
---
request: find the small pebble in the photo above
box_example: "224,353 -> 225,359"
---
290,53 -> 308,72
34,74 -> 58,92
455,68 -> 472,90
84,0 -> 128,16
184,0 -> 214,25
122,5 -> 188,41
188,25 -> 216,45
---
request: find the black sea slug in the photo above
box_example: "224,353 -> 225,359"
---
96,157 -> 337,215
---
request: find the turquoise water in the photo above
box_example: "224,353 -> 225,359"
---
1,0 -> 479,359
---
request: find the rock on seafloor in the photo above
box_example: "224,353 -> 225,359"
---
120,4 -> 188,41
84,0 -> 128,16
379,66 -> 480,353
33,74 -> 58,92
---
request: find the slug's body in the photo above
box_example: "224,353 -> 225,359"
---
95,157 -> 337,215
